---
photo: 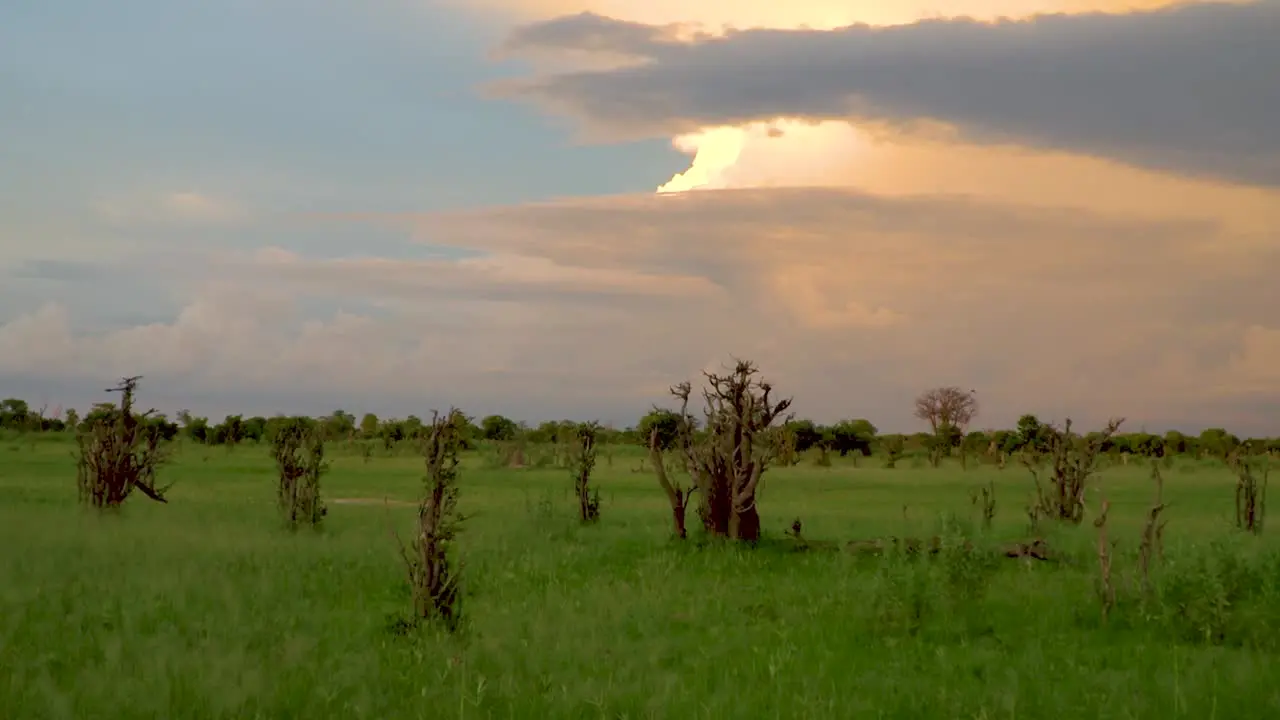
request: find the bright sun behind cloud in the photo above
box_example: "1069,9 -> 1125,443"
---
459,0 -> 1227,193
495,0 -> 1280,249
459,0 -> 1195,30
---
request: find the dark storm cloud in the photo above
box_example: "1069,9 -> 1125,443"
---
494,1 -> 1280,186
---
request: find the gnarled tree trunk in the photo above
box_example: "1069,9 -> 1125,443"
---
650,429 -> 689,538
655,359 -> 792,543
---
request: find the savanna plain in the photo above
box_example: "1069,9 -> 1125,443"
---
2,428 -> 1279,719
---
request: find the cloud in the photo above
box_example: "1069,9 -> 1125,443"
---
7,259 -> 109,283
649,119 -> 1280,235
493,1 -> 1280,187
458,0 -> 1192,31
92,191 -> 247,226
1224,326 -> 1280,394
7,187 -> 1276,432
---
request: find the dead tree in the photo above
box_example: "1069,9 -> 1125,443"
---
1023,418 -> 1123,525
272,418 -> 328,529
969,479 -> 996,531
1139,462 -> 1168,598
573,422 -> 601,523
1094,495 -> 1116,621
1228,449 -> 1269,534
653,359 -> 793,542
915,386 -> 978,432
395,409 -> 467,630
650,428 -> 692,539
75,376 -> 171,509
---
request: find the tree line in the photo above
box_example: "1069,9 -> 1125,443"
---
2,394 -> 1276,461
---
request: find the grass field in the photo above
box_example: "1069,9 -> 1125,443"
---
2,436 -> 1279,718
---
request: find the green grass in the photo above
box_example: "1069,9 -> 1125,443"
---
2,438 -> 1279,718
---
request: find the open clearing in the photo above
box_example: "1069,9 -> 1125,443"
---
2,437 -> 1279,718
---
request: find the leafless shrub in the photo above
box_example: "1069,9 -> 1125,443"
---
75,376 -> 171,509
394,409 -> 467,631
1227,449 -> 1269,534
650,428 -> 692,539
1023,418 -> 1123,525
1094,495 -> 1116,621
272,418 -> 328,530
969,480 -> 996,531
652,359 -> 793,542
883,436 -> 905,469
1024,498 -> 1043,534
1138,462 -> 1168,598
572,422 -> 601,523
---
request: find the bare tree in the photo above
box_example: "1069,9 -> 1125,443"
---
272,417 -> 328,530
913,387 -> 979,433
394,409 -> 467,631
1023,418 -> 1124,526
1138,462 -> 1168,598
572,422 -> 601,523
651,359 -> 793,542
1228,448 -> 1269,534
75,376 -> 172,509
650,428 -> 692,539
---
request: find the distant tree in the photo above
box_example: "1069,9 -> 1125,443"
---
637,409 -> 684,452
187,416 -> 210,443
380,418 -> 406,447
914,387 -> 979,433
528,420 -> 563,444
960,430 -> 989,467
83,402 -> 120,427
242,416 -> 267,442
1129,433 -> 1164,458
359,412 -> 380,439
64,408 -> 80,431
881,434 -> 906,468
216,415 -> 245,446
926,423 -> 963,467
1015,414 -> 1051,453
480,414 -> 519,442
323,410 -> 356,440
828,419 -> 877,456
1163,430 -> 1189,456
0,398 -> 30,429
1199,428 -> 1240,459
595,424 -> 624,446
1241,438 -> 1270,456
962,430 -> 989,453
403,415 -> 425,440
784,419 -> 824,453
145,413 -> 180,442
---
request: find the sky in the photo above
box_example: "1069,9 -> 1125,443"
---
1,0 -> 1277,434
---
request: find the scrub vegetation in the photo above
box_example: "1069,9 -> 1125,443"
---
1,367 -> 1278,717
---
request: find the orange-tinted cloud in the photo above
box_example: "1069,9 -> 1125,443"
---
656,120 -> 1280,235
5,1 -> 1275,432
12,188 -> 1268,428
458,0 -> 1198,30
